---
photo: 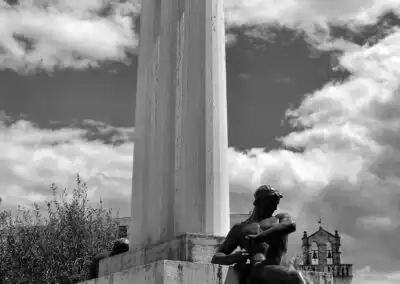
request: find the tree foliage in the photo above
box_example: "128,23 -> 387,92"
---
0,175 -> 119,283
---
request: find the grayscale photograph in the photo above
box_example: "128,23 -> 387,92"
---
0,0 -> 398,283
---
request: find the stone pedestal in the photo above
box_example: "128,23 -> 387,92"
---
98,234 -> 224,277
76,234 -> 334,284
82,260 -> 239,284
82,258 -> 333,284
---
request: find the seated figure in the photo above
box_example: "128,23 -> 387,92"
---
211,185 -> 307,284
88,238 -> 130,280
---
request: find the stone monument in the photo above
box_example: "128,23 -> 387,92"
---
130,0 -> 229,247
79,0 -> 333,283
81,0 -> 233,283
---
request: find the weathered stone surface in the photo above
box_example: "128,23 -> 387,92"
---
96,233 -> 335,284
81,260 -> 333,284
81,260 -> 238,284
99,233 -> 224,277
131,0 -> 230,249
301,271 -> 334,284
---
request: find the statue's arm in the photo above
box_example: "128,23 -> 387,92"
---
254,213 -> 296,244
275,213 -> 296,232
211,225 -> 244,265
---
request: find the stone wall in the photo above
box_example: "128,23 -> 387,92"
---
81,233 -> 334,284
81,261 -> 235,284
98,233 -> 224,277
301,271 -> 334,284
333,279 -> 353,284
80,260 -> 333,284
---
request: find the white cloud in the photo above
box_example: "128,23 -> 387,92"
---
359,216 -> 394,231
0,119 -> 134,216
0,0 -> 139,73
224,0 -> 400,33
225,22 -> 400,274
353,267 -> 400,284
3,0 -> 400,73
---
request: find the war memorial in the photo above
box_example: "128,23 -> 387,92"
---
79,0 -> 334,283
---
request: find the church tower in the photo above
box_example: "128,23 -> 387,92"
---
298,219 -> 353,284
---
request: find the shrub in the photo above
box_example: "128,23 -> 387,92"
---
0,175 -> 119,283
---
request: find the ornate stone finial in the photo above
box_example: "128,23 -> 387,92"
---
318,216 -> 323,228
302,231 -> 309,246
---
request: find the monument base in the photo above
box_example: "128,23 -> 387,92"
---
81,260 -> 238,284
81,260 -> 333,284
80,234 -> 333,284
98,233 -> 225,277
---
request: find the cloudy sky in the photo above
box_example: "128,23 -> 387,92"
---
1,0 -> 400,283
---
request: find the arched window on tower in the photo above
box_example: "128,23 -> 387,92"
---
310,242 -> 319,265
326,242 -> 333,265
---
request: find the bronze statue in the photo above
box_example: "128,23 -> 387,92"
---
212,185 -> 307,284
88,238 -> 130,280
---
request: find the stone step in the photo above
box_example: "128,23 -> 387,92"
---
98,233 -> 224,278
81,260 -> 333,284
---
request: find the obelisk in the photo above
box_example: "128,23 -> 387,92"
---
131,0 -> 229,248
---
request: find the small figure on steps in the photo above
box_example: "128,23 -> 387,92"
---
88,238 -> 130,280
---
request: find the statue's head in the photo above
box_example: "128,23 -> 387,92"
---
253,185 -> 283,217
111,238 -> 130,256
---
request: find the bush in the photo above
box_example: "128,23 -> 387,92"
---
0,175 -> 119,283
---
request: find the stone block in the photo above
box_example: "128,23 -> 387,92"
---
301,271 -> 334,284
99,233 -> 224,277
80,260 -> 334,284
81,260 -> 239,284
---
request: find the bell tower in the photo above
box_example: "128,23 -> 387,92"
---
298,219 -> 353,284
